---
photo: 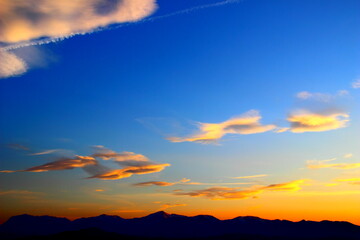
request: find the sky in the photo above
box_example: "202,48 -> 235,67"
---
1,0 -> 360,225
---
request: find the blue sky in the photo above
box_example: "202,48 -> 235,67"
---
1,0 -> 360,223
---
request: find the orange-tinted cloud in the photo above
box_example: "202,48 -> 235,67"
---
0,0 -> 157,79
0,190 -> 39,196
168,110 -> 276,143
175,180 -> 307,200
0,0 -> 157,44
287,110 -> 349,133
160,203 -> 187,210
1,146 -> 171,180
92,146 -> 149,164
264,179 -> 307,192
230,174 -> 268,179
307,160 -> 360,170
335,178 -> 360,185
89,163 -> 170,180
134,178 -> 190,187
0,155 -> 97,173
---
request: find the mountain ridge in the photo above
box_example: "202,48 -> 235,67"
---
1,211 -> 360,240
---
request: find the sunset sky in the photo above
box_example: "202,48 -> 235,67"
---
1,0 -> 360,225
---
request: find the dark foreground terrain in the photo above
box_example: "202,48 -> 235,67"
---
1,211 -> 360,240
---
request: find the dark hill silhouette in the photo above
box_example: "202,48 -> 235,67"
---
1,211 -> 360,240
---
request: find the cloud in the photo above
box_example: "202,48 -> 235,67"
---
352,79 -> 360,89
1,145 -> 170,181
230,174 -> 268,179
168,110 -> 276,143
335,178 -> 360,185
0,190 -> 39,196
0,0 -> 157,78
175,180 -> 307,200
343,153 -> 353,159
0,0 -> 157,44
295,91 -> 349,102
92,146 -> 149,164
287,109 -> 349,133
94,189 -> 105,192
88,163 -> 170,180
88,146 -> 171,179
1,145 -> 171,181
160,203 -> 187,210
306,159 -> 360,170
0,50 -> 28,78
134,178 -> 190,187
0,190 -> 44,200
263,180 -> 307,192
6,143 -> 30,151
28,149 -> 60,156
0,155 -> 97,173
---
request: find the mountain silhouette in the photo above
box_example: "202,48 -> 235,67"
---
1,211 -> 360,240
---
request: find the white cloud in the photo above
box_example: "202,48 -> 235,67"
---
352,79 -> 360,89
0,50 -> 28,78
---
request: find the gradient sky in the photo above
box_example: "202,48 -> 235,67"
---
1,0 -> 360,225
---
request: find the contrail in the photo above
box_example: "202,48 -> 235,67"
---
1,0 -> 240,51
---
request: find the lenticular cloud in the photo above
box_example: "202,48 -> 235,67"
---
0,0 -> 157,44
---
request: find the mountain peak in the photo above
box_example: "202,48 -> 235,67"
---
143,211 -> 171,219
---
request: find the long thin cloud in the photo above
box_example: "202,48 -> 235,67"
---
1,0 -> 240,51
88,163 -> 170,180
0,156 -> 97,173
307,162 -> 360,170
230,174 -> 268,179
175,179 -> 308,200
134,178 -> 190,187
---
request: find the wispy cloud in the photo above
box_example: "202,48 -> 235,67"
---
28,149 -> 61,156
88,163 -> 170,180
352,79 -> 360,89
0,50 -> 28,78
0,0 -> 157,44
134,178 -> 190,187
0,0 -> 241,79
306,159 -> 360,170
6,143 -> 30,151
175,180 -> 308,200
1,145 -> 170,180
287,109 -> 349,133
6,143 -> 61,156
0,190 -> 39,196
92,145 -> 149,163
160,203 -> 187,210
0,0 -> 157,78
0,190 -> 44,200
296,91 -> 349,102
94,189 -> 105,192
230,174 -> 268,179
168,110 -> 276,144
335,178 -> 360,185
0,155 -> 97,173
